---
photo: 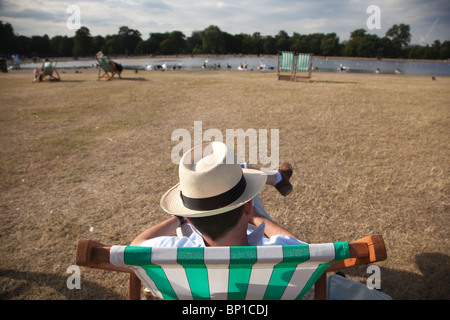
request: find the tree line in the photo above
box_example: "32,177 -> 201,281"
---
1,21 -> 449,60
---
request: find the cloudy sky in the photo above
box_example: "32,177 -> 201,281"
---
1,0 -> 449,45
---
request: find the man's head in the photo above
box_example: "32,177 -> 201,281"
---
187,204 -> 246,241
160,142 -> 266,239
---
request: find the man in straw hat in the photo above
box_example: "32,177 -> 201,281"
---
131,141 -> 304,247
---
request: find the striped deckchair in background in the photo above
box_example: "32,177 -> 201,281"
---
296,53 -> 312,72
295,53 -> 313,82
41,61 -> 60,81
279,51 -> 295,71
277,51 -> 296,81
76,235 -> 386,300
96,56 -> 121,81
277,51 -> 313,82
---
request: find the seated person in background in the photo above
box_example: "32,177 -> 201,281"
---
33,58 -> 49,82
131,141 -> 302,248
95,51 -> 123,73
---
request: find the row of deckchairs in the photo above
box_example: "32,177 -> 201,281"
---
33,56 -> 122,82
76,234 -> 386,300
39,54 -> 306,83
277,51 -> 313,82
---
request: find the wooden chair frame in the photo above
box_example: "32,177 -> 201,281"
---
96,56 -> 121,81
277,52 -> 313,82
277,51 -> 296,81
41,61 -> 60,81
76,234 -> 386,300
293,53 -> 313,83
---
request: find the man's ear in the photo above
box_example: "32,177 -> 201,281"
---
244,199 -> 253,216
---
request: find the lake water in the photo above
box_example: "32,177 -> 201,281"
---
21,56 -> 450,77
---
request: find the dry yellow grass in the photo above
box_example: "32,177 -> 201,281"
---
0,68 -> 449,300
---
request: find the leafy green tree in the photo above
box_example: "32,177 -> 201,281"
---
160,31 -> 186,54
356,34 -> 380,57
15,35 -> 31,55
91,35 -> 105,53
117,26 -> 142,54
135,39 -> 151,54
186,31 -> 202,54
406,44 -> 426,59
102,35 -> 119,55
305,33 -> 323,55
320,33 -> 340,56
241,33 -> 255,54
261,35 -> 275,54
439,41 -> 450,60
275,30 -> 290,51
378,36 -> 395,58
229,33 -> 245,53
73,26 -> 92,56
342,29 -> 366,56
30,34 -> 50,56
147,32 -> 167,54
3,20 -> 448,60
199,25 -> 226,54
50,35 -> 74,56
290,33 -> 308,53
386,23 -> 411,57
0,21 -> 16,54
386,23 -> 411,47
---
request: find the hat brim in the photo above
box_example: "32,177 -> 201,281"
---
160,168 -> 267,217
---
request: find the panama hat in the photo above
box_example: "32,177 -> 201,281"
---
160,141 -> 267,217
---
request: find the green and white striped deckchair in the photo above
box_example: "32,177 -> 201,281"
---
96,56 -> 121,80
76,235 -> 386,300
296,53 -> 312,72
110,243 -> 349,300
41,61 -> 60,81
294,53 -> 312,82
280,51 -> 295,71
277,51 -> 296,81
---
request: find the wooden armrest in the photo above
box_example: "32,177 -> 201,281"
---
315,235 -> 386,300
77,239 -> 142,300
327,234 -> 387,272
76,239 -> 131,273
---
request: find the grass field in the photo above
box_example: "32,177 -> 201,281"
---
0,67 -> 449,300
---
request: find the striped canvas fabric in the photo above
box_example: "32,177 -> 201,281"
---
280,52 -> 295,71
297,53 -> 311,72
97,56 -> 113,72
43,61 -> 55,75
110,243 -> 350,300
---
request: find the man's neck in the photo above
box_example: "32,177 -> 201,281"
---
197,206 -> 252,247
203,228 -> 249,247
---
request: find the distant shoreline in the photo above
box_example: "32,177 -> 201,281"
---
15,54 -> 450,65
